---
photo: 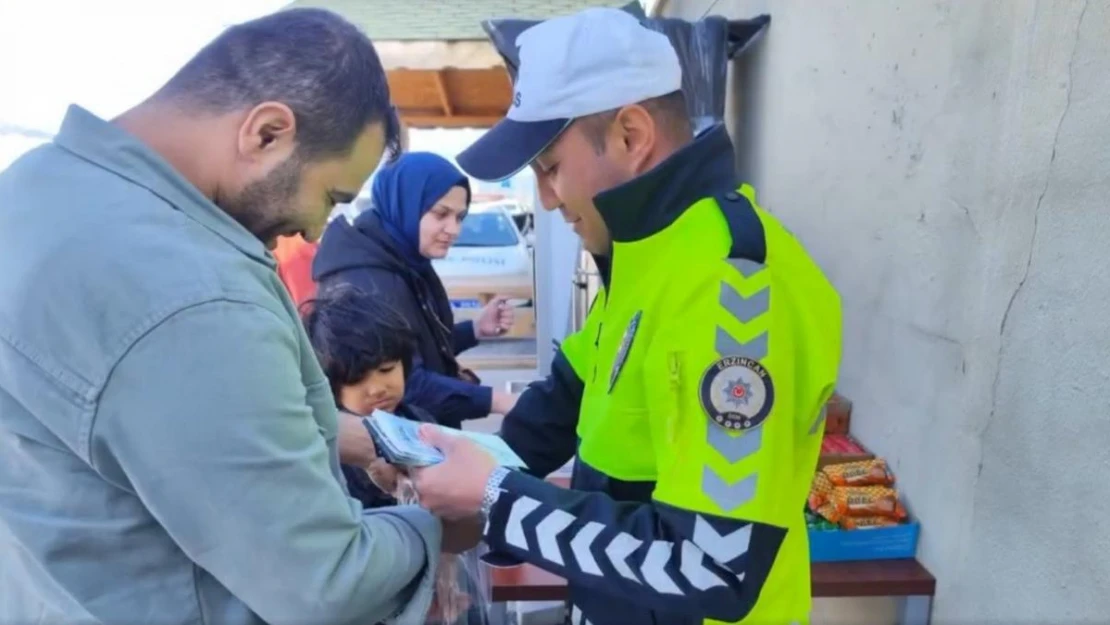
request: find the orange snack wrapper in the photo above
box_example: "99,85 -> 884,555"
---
815,501 -> 839,524
808,471 -> 835,509
829,485 -> 907,520
841,516 -> 900,530
823,458 -> 895,487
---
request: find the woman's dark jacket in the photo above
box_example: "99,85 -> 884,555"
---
312,211 -> 492,429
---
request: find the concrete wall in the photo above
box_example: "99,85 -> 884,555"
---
657,0 -> 1109,622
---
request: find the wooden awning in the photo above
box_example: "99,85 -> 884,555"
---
285,0 -> 633,129
388,67 -> 511,129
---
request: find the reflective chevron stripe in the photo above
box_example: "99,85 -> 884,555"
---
641,541 -> 683,595
693,515 -> 751,564
535,509 -> 575,565
705,259 -> 770,511
570,605 -> 592,625
495,494 -> 760,602
605,532 -> 642,583
719,280 -> 769,324
505,497 -> 541,551
714,327 -> 767,360
714,260 -> 769,360
708,425 -> 762,463
569,521 -> 605,576
702,467 -> 758,511
680,539 -> 729,591
729,258 -> 764,278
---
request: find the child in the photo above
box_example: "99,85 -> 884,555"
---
301,284 -> 435,509
303,285 -> 490,624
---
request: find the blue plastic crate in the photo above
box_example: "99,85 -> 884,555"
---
808,521 -> 920,562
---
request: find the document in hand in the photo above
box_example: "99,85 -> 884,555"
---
362,409 -> 528,469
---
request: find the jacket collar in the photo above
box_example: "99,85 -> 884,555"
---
594,123 -> 738,244
52,104 -> 273,267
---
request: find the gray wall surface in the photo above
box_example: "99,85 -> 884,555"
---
658,0 -> 1109,622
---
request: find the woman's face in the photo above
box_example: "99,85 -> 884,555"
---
338,361 -> 405,416
418,186 -> 468,259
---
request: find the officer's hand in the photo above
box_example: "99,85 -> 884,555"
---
411,425 -> 495,520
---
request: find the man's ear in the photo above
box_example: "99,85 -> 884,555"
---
236,101 -> 297,163
613,104 -> 657,173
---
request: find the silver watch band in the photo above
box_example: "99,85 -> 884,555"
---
480,466 -> 511,519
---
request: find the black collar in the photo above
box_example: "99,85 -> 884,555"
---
594,123 -> 738,244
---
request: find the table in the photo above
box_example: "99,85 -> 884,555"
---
490,559 -> 934,624
490,558 -> 934,600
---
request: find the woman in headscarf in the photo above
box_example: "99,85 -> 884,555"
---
312,152 -> 518,428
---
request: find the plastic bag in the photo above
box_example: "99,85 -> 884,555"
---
393,476 -> 493,625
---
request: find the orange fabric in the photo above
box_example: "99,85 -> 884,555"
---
273,235 -> 319,308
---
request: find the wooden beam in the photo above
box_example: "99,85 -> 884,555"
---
400,114 -> 504,128
432,71 -> 454,117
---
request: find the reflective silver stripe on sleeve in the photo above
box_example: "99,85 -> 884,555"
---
704,260 -> 770,511
506,498 -> 738,597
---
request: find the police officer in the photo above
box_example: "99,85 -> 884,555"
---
412,7 -> 842,625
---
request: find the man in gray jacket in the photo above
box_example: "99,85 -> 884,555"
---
0,8 -> 470,625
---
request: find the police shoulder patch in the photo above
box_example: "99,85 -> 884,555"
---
699,356 -> 775,431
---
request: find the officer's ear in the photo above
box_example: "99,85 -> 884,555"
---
612,103 -> 657,175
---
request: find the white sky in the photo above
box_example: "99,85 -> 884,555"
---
0,0 -> 502,172
0,0 -> 288,132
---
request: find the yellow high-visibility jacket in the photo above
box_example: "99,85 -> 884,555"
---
488,124 -> 842,625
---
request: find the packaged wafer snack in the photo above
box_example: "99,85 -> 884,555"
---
828,485 -> 908,520
822,458 -> 895,487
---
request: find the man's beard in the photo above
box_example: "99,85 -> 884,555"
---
220,155 -> 303,245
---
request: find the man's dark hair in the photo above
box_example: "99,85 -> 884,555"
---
301,285 -> 417,400
577,90 -> 692,154
154,8 -> 400,161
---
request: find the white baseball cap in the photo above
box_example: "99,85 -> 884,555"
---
457,7 -> 682,182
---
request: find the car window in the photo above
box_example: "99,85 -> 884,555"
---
454,212 -> 520,247
488,202 -> 520,214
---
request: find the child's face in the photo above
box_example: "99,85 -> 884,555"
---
339,361 -> 405,416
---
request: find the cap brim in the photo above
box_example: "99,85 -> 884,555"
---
456,117 -> 571,182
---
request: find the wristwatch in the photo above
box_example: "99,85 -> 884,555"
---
480,466 -> 511,521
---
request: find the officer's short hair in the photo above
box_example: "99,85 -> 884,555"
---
577,90 -> 692,154
154,8 -> 400,162
301,285 -> 417,400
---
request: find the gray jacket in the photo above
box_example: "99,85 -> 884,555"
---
0,105 -> 438,625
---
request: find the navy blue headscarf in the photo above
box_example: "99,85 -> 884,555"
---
370,152 -> 471,268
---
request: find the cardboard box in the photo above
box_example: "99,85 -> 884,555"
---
809,520 -> 921,562
824,392 -> 853,434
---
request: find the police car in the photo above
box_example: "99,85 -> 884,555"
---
432,201 -> 535,334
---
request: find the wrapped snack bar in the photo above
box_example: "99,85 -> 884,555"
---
822,458 -> 895,487
828,485 -> 908,521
